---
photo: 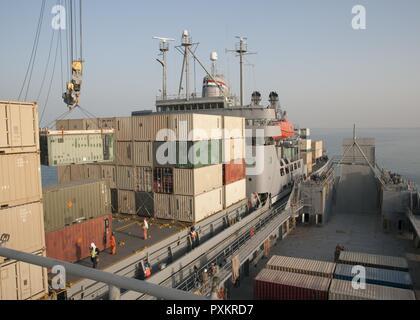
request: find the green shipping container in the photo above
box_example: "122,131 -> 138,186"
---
153,140 -> 222,169
40,130 -> 115,166
43,179 -> 111,232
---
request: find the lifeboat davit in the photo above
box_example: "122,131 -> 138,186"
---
273,119 -> 295,140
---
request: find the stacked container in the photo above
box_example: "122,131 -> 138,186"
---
43,179 -> 112,263
0,101 -> 48,300
311,140 -> 323,163
58,114 -> 247,222
222,117 -> 247,209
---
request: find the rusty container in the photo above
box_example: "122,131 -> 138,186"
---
223,160 -> 246,185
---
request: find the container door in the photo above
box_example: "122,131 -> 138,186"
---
18,261 -> 31,300
29,263 -> 45,298
0,263 -> 18,300
9,105 -> 22,147
20,105 -> 36,146
0,103 -> 9,148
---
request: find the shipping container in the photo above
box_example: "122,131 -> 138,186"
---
132,113 -> 170,141
0,251 -> 48,300
135,166 -> 153,192
223,160 -> 246,185
86,164 -> 101,180
56,118 -> 99,130
45,214 -> 112,263
0,153 -> 42,208
223,138 -> 245,163
329,279 -> 415,300
98,117 -> 116,130
171,187 -> 223,223
115,141 -> 133,165
300,128 -> 310,139
133,142 -> 153,167
114,117 -> 132,141
40,129 -> 115,166
101,165 -> 117,189
254,269 -> 330,300
43,180 -> 111,232
69,164 -> 88,181
0,202 -> 45,253
116,166 -> 136,190
299,139 -> 312,152
0,101 -> 39,154
169,114 -> 223,141
153,140 -> 222,168
153,167 -> 173,194
117,189 -> 136,215
153,193 -> 172,219
333,264 -> 412,290
338,251 -> 409,271
266,255 -> 336,278
173,164 -> 223,196
223,116 -> 245,139
135,192 -> 154,217
223,179 -> 246,209
57,165 -> 71,184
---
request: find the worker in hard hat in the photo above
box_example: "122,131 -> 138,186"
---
143,218 -> 149,240
90,243 -> 99,269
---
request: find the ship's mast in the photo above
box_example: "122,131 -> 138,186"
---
153,37 -> 175,100
227,37 -> 256,106
178,30 -> 192,100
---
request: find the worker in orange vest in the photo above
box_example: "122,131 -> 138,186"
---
110,233 -> 117,255
143,218 -> 149,240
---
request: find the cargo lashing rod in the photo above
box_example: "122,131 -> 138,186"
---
0,247 -> 205,300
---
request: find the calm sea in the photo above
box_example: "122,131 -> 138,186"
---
41,128 -> 420,187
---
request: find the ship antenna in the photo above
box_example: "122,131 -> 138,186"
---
226,36 -> 257,106
153,36 -> 175,100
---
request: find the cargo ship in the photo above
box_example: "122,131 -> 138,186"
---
1,26 -> 419,301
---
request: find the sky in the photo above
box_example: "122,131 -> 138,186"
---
0,0 -> 419,128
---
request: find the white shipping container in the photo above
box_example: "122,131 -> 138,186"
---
329,279 -> 415,300
223,116 -> 245,139
169,114 -> 223,141
117,190 -> 136,215
0,202 -> 45,253
299,139 -> 312,151
153,193 -> 172,220
0,153 -> 42,208
223,179 -> 246,209
173,164 -> 223,196
223,138 -> 245,163
171,187 -> 224,223
133,142 -> 153,167
0,251 -> 48,300
132,114 -> 170,141
101,165 -> 117,189
86,164 -> 101,180
115,117 -> 132,141
116,141 -> 133,165
135,166 -> 153,192
0,101 -> 39,154
116,166 -> 135,190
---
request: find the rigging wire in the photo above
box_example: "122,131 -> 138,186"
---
18,0 -> 46,101
40,28 -> 61,125
36,29 -> 56,102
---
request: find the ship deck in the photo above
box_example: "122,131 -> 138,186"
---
65,215 -> 185,283
229,210 -> 420,300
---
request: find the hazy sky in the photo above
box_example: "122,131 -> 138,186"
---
1,0 -> 419,128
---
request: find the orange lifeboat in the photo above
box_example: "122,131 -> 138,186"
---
273,120 -> 295,140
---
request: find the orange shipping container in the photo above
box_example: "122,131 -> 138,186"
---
223,160 -> 246,185
45,214 -> 112,263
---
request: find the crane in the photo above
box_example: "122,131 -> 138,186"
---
62,0 -> 84,109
